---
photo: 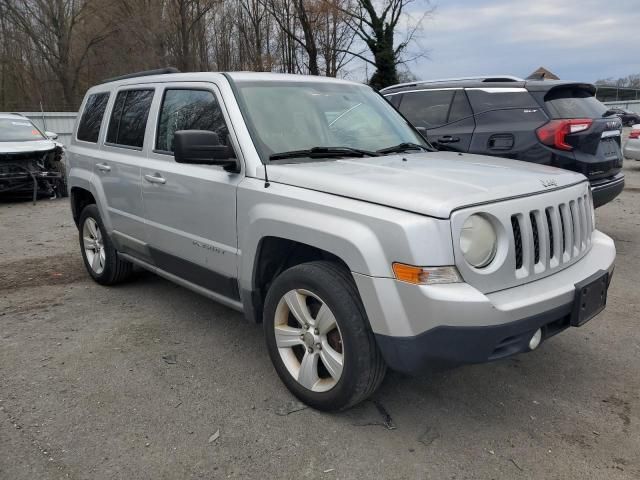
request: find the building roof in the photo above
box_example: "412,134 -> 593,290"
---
527,67 -> 560,81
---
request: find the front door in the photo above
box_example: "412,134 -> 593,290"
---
141,83 -> 243,300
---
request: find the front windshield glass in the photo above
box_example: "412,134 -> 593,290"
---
0,118 -> 45,142
234,80 -> 427,161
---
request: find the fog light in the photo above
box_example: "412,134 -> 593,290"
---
529,328 -> 542,350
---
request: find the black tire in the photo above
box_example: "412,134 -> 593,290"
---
78,204 -> 132,285
51,160 -> 68,198
263,261 -> 386,411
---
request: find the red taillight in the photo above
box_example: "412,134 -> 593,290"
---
630,129 -> 640,139
536,118 -> 593,151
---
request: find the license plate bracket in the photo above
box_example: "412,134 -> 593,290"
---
571,270 -> 609,327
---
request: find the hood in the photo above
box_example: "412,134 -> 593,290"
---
0,139 -> 57,155
266,152 -> 586,218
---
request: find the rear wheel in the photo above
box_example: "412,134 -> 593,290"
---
78,204 -> 132,285
263,261 -> 386,411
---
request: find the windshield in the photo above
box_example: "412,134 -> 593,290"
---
234,80 -> 427,162
0,118 -> 45,142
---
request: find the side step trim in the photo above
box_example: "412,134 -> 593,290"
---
119,252 -> 244,312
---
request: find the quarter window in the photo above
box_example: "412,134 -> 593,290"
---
77,93 -> 110,142
106,89 -> 154,148
399,90 -> 456,128
156,89 -> 229,153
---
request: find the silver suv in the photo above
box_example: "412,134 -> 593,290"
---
67,70 -> 616,411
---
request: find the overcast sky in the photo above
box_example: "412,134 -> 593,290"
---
396,0 -> 640,83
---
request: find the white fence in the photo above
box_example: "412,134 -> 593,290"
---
19,112 -> 77,146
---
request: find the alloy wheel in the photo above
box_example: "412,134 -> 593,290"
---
274,289 -> 344,392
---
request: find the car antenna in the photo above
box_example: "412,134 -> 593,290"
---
263,162 -> 270,188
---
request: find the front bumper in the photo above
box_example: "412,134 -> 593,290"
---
590,172 -> 624,208
353,230 -> 616,375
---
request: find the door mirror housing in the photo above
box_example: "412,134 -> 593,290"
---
45,131 -> 58,140
174,130 -> 239,171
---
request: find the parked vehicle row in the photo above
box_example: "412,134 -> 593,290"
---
381,76 -> 625,208
0,113 -> 67,201
66,70 -> 615,411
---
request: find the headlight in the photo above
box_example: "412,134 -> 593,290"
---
460,214 -> 497,268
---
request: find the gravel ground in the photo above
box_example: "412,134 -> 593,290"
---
1,147 -> 639,479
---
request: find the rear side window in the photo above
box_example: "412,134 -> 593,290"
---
448,90 -> 473,123
156,89 -> 229,153
466,89 -> 538,113
544,88 -> 607,119
106,89 -> 154,148
399,90 -> 455,128
77,93 -> 110,142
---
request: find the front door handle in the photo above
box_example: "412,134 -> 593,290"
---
437,136 -> 460,144
96,163 -> 111,172
144,173 -> 167,185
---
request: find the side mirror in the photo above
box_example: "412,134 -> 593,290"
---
45,131 -> 58,140
174,130 -> 239,171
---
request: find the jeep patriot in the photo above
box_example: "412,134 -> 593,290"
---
67,69 -> 616,410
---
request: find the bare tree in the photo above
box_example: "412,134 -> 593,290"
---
1,0 -> 113,106
335,0 -> 433,89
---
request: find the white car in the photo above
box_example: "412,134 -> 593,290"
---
623,124 -> 640,160
0,113 -> 66,201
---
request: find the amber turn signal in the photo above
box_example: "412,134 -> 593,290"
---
392,263 -> 462,285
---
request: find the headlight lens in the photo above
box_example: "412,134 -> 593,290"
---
460,214 -> 497,268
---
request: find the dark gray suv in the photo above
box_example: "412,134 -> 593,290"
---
382,77 -> 625,208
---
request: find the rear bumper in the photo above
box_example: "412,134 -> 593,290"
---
590,172 -> 624,208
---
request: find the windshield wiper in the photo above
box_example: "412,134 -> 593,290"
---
376,142 -> 430,154
269,146 -> 380,161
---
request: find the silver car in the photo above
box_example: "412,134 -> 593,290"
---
66,70 -> 616,411
623,124 -> 640,160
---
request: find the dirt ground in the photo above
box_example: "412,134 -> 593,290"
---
1,151 -> 639,479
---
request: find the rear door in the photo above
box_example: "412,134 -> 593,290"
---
141,82 -> 243,301
466,87 -> 549,161
393,89 -> 475,151
95,88 -> 154,243
540,86 -> 623,180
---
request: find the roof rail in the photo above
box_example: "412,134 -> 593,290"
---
101,67 -> 180,84
381,75 -> 525,92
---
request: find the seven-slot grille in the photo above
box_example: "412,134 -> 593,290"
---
510,192 -> 593,278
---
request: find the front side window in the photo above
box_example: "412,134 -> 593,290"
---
399,90 -> 456,128
234,81 -> 426,161
156,89 -> 229,153
106,89 -> 154,148
77,92 -> 110,142
0,117 -> 45,142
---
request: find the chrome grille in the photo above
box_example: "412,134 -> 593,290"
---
510,192 -> 593,279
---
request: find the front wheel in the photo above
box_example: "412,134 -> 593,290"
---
263,261 -> 386,411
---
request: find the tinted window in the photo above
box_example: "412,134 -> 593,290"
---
77,93 -> 110,142
386,93 -> 402,108
448,90 -> 473,123
106,89 -> 154,148
466,89 -> 538,113
398,90 -> 455,128
156,89 -> 229,152
544,88 -> 607,119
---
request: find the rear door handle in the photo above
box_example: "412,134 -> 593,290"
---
437,136 -> 460,144
96,163 -> 111,172
144,173 -> 167,185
